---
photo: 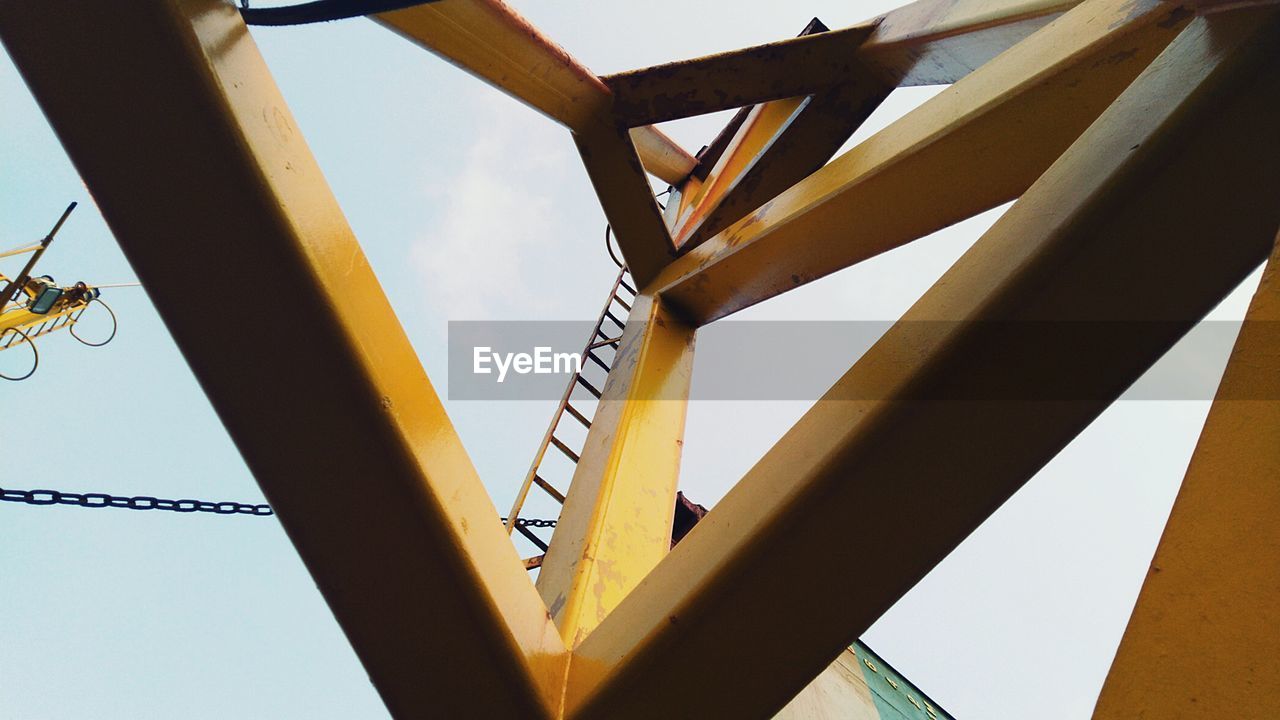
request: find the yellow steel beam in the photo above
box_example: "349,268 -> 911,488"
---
674,71 -> 893,252
669,98 -> 807,246
603,24 -> 876,127
1093,263 -> 1280,708
655,20 -> 892,253
605,0 -> 1088,125
0,1 -> 567,717
628,125 -> 699,188
573,125 -> 675,289
536,292 -> 695,647
861,0 -> 1081,85
653,0 -> 1189,325
373,0 -> 696,186
566,12 -> 1280,718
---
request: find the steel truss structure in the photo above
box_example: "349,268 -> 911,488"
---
2,0 -> 1277,716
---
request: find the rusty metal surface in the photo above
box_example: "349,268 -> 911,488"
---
603,23 -> 877,127
671,491 -> 708,548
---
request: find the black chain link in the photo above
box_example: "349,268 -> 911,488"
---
0,486 -> 274,515
0,484 -> 559,527
510,517 -> 557,528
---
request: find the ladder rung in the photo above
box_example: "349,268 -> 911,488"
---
575,375 -> 603,399
585,351 -> 611,373
514,522 -> 549,552
612,294 -> 631,312
523,555 -> 545,571
563,403 -> 591,429
550,435 -> 581,463
619,278 -> 637,296
533,474 -> 566,504
589,337 -> 621,351
604,311 -> 626,329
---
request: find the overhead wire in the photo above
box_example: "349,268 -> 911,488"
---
0,327 -> 38,382
69,297 -> 118,348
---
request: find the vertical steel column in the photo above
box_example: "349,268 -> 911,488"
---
536,292 -> 696,647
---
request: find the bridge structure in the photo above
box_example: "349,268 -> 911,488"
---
1,0 -> 1277,716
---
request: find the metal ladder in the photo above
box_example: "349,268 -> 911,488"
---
503,263 -> 637,570
1,307 -> 85,350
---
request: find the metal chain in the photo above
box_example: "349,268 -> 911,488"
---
0,486 -> 273,515
510,517 -> 557,528
0,484 -> 559,526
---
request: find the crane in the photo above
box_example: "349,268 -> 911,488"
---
1,202 -> 133,380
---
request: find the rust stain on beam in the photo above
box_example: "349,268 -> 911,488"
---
603,23 -> 877,127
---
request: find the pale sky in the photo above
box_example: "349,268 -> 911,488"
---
0,2 -> 1261,718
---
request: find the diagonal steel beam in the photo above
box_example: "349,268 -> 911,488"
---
667,98 -> 808,245
604,0 -> 1092,126
662,19 -> 894,253
572,124 -> 676,290
566,10 -> 1280,718
604,0 -> 1084,117
606,0 -> 1090,126
373,0 -> 695,186
536,292 -> 696,647
652,0 -> 1190,326
628,126 -> 700,188
1094,239 -> 1280,715
673,73 -> 893,252
602,23 -> 877,127
861,0 -> 1081,85
0,1 -> 567,716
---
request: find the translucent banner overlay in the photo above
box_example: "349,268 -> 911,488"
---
447,320 -> 1269,401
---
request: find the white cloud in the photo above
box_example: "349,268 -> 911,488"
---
410,92 -> 570,320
